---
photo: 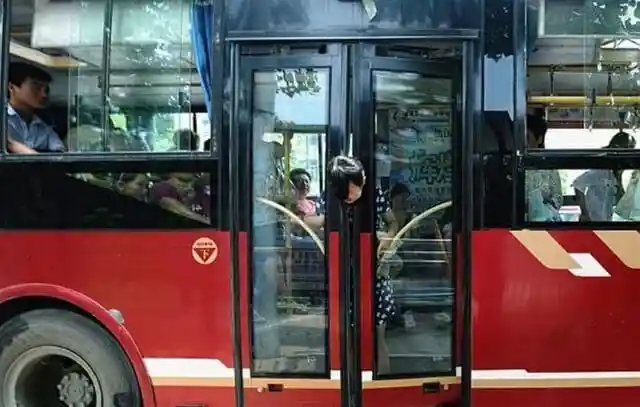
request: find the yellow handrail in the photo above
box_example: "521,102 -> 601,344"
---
528,95 -> 640,105
379,200 -> 453,264
256,197 -> 325,255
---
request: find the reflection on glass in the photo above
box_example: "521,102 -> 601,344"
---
526,168 -> 640,223
74,172 -> 212,224
251,69 -> 329,375
374,70 -> 454,376
8,0 -> 212,153
527,2 -> 640,151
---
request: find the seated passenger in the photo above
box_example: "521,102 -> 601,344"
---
525,115 -> 562,221
7,62 -> 64,153
173,129 -> 199,151
148,173 -> 208,223
572,131 -> 636,221
290,168 -> 317,217
116,173 -> 149,201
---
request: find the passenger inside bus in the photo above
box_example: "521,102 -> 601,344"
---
525,115 -> 563,222
115,173 -> 150,201
172,129 -> 199,151
572,132 -> 636,222
7,61 -> 62,154
148,173 -> 209,223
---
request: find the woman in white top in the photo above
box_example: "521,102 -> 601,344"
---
525,115 -> 563,222
572,132 -> 635,222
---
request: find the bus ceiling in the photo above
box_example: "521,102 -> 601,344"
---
527,37 -> 640,108
11,0 -> 192,70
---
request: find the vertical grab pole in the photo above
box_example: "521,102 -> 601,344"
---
100,0 -> 114,152
283,129 -> 293,308
0,0 -> 11,157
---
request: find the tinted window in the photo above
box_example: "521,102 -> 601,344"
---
0,169 -> 215,228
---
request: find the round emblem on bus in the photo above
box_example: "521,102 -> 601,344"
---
192,237 -> 218,265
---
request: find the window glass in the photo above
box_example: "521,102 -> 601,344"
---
7,0 -> 212,154
251,68 -> 329,376
374,70 -> 454,376
527,1 -> 640,150
525,167 -> 640,223
0,169 -> 213,228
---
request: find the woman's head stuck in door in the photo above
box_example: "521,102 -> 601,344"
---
328,155 -> 366,204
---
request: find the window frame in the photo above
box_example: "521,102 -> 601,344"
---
518,149 -> 640,228
0,0 -> 227,230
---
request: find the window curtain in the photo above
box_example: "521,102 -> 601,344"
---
190,2 -> 214,116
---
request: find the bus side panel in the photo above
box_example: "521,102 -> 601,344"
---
473,388 -> 640,407
472,229 -> 640,399
0,231 -> 235,391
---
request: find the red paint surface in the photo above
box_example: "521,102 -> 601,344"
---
3,229 -> 640,406
359,233 -> 373,371
472,230 -> 640,372
473,388 -> 640,407
329,232 -> 341,370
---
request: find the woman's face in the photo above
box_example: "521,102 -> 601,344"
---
344,172 -> 366,204
294,174 -> 311,196
121,174 -> 148,199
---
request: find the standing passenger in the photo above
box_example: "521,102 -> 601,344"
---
572,131 -> 636,222
525,115 -> 563,221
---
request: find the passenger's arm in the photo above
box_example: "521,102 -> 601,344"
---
158,197 -> 209,223
47,129 -> 66,152
7,138 -> 37,154
377,210 -> 397,258
303,214 -> 325,229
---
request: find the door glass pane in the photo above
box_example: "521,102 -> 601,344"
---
251,69 -> 329,376
374,70 -> 454,376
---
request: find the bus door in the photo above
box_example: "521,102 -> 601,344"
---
235,42 -> 348,407
233,41 -> 468,407
351,43 -> 462,406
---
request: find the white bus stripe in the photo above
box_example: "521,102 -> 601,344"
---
143,358 -> 640,382
569,253 -> 611,277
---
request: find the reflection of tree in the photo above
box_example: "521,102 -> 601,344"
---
545,0 -> 640,36
276,68 -> 321,98
485,0 -> 639,59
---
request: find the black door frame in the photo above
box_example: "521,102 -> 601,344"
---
229,38 -> 478,407
352,45 -> 461,381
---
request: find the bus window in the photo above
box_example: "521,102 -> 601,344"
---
524,2 -> 640,224
8,0 -> 210,153
375,70 -> 454,376
525,167 -> 640,223
0,169 -> 213,228
526,3 -> 640,152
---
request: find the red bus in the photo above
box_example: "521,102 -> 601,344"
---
2,1 -> 640,407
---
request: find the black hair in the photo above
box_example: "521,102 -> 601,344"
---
526,114 -> 548,148
389,182 -> 410,198
9,62 -> 52,87
174,129 -> 199,151
290,168 -> 311,181
327,155 -> 364,201
290,168 -> 312,191
607,131 -> 636,149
